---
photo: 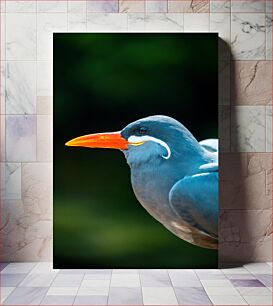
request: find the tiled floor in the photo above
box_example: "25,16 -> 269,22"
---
0,262 -> 272,305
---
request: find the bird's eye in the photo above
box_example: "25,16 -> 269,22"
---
139,127 -> 147,135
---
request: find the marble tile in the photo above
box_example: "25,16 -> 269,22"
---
30,263 -> 58,274
112,269 -> 138,274
210,13 -> 231,59
266,106 -> 272,152
68,13 -> 87,31
231,0 -> 266,13
87,0 -> 118,13
219,209 -> 272,262
208,294 -> 247,305
4,162 -> 21,199
220,153 -> 272,209
37,61 -> 52,97
41,295 -> 75,305
1,287 -> 15,303
6,1 -> 36,12
231,106 -> 265,152
60,269 -> 112,274
119,0 -> 144,13
68,0 -> 87,13
37,115 -> 52,162
142,287 -> 178,305
231,13 -> 266,60
204,286 -> 240,295
3,287 -> 48,305
46,286 -> 78,295
244,262 -> 272,274
19,273 -> 56,287
51,274 -> 83,287
222,267 -> 251,275
231,61 -> 272,105
144,13 -> 183,32
1,13 -> 5,60
87,13 -> 127,31
210,0 -> 231,12
254,274 -> 273,287
219,106 -> 230,152
140,272 -> 171,287
225,274 -> 255,279
1,63 -> 6,114
0,0 -> 6,13
169,273 -> 202,287
1,273 -> 27,286
6,13 -> 36,60
74,295 -> 107,305
174,287 -> 212,305
230,279 -> 265,287
37,96 -> 52,115
37,1 -> 67,13
6,115 -> 36,161
37,13 -> 67,60
146,0 -> 167,13
243,295 -> 272,305
168,0 -> 209,13
184,13 -> 209,32
237,286 -> 272,295
1,263 -> 36,274
6,61 -> 36,114
0,263 -> 9,271
77,286 -> 109,295
84,273 -> 111,280
266,0 -> 272,12
201,279 -> 234,287
128,13 -> 144,31
82,279 -> 110,287
108,287 -> 143,305
110,274 -> 140,287
266,14 -> 272,60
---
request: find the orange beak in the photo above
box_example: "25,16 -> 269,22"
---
65,132 -> 128,150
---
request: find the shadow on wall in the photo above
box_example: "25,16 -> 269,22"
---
218,38 -> 272,267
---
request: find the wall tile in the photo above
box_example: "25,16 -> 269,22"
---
220,153 -> 272,209
37,61 -> 52,97
36,96 -> 52,115
219,209 -> 272,262
266,0 -> 272,12
145,13 -> 183,32
68,13 -> 87,31
266,14 -> 272,60
219,106 -> 230,152
184,13 -> 209,32
87,0 -> 118,13
6,1 -> 37,13
22,162 -> 52,217
168,0 -> 209,13
146,0 -> 167,13
119,0 -> 144,13
266,106 -> 272,152
37,13 -> 67,61
128,13 -> 144,31
231,61 -> 272,105
1,13 -> 6,60
87,13 -> 127,31
68,0 -> 87,13
231,106 -> 266,152
210,0 -> 231,13
37,1 -> 67,13
6,115 -> 36,162
219,60 -> 230,105
231,0 -> 266,13
6,61 -> 36,114
37,115 -> 52,162
231,13 -> 266,60
3,163 -> 22,199
0,0 -> 6,13
1,115 -> 5,161
1,62 -> 6,114
6,13 -> 36,60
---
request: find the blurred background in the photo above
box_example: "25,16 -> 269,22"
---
53,33 -> 218,268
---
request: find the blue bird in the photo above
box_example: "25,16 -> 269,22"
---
66,115 -> 218,249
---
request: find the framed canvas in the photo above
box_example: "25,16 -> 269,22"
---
53,33 -> 218,268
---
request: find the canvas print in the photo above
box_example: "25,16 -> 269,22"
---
54,33 -> 218,268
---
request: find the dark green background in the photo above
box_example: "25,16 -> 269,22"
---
53,33 -> 218,268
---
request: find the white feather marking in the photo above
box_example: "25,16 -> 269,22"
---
128,135 -> 171,159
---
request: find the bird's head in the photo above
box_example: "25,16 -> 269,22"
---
65,115 -> 203,167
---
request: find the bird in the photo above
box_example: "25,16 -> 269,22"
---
65,115 -> 218,249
